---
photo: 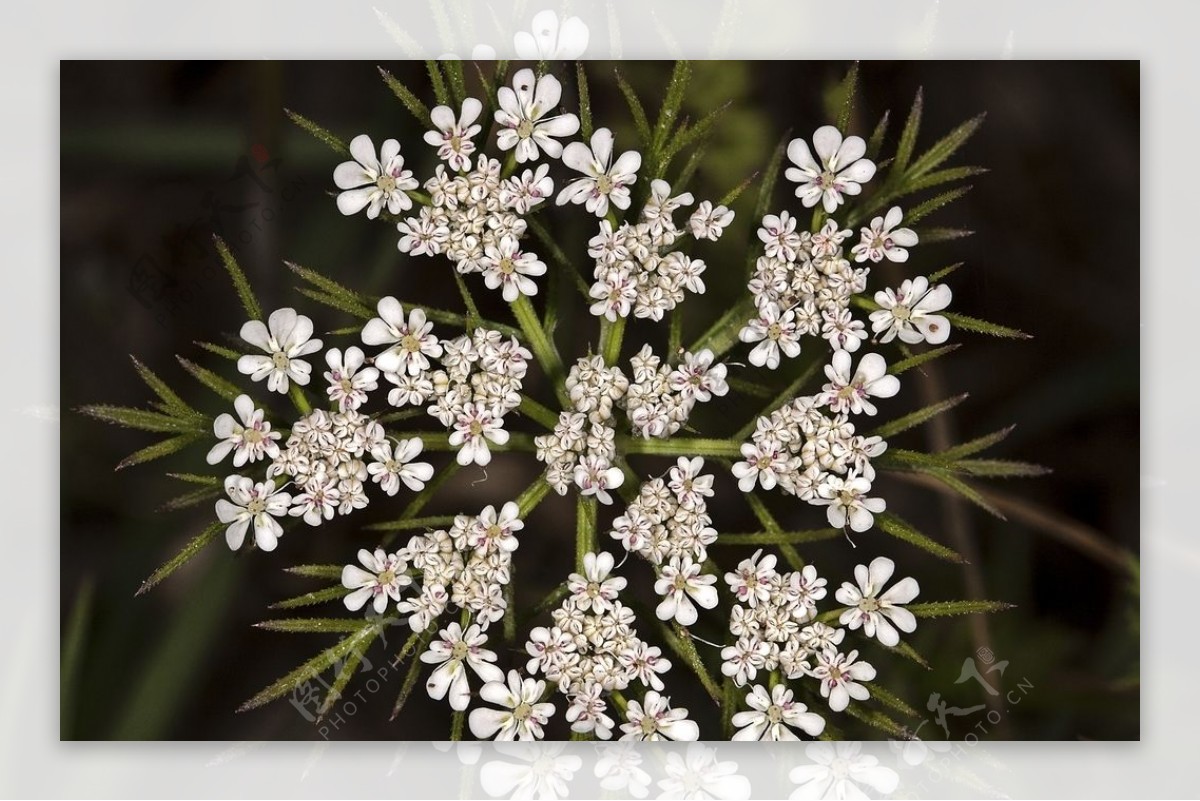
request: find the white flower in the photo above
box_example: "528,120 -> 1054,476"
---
385,372 -> 434,408
468,501 -> 524,555
501,164 -> 555,213
420,622 -> 505,711
619,691 -> 699,741
720,636 -> 771,687
669,350 -> 729,403
789,742 -> 899,800
237,308 -> 323,394
288,472 -> 339,526
481,235 -> 547,301
333,134 -> 419,218
758,211 -> 803,261
468,670 -> 555,741
449,401 -> 509,466
567,551 -> 627,613
215,476 -> 291,551
206,394 -> 280,466
341,547 -> 411,614
495,69 -> 580,162
810,648 -> 876,712
668,457 -> 715,508
566,683 -> 616,740
740,301 -> 803,370
820,308 -> 868,353
595,743 -> 652,799
513,9 -> 589,60
815,473 -> 886,532
323,346 -> 379,412
688,200 -> 735,241
367,436 -> 433,495
869,276 -> 953,345
819,351 -> 900,416
785,125 -> 877,213
732,684 -> 826,741
589,269 -> 637,321
479,743 -> 582,800
658,744 -> 750,799
573,455 -> 625,505
724,548 -> 777,608
654,556 -> 719,626
557,128 -> 641,218
361,297 -> 443,376
424,98 -> 483,172
732,439 -> 789,493
851,206 -> 919,263
835,556 -> 920,647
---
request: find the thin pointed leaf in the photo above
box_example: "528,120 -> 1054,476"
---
389,631 -> 433,720
834,61 -> 860,132
938,426 -> 1016,459
130,355 -> 196,418
298,287 -> 373,321
118,433 -> 204,471
875,512 -> 964,563
317,626 -> 381,719
922,468 -> 1007,519
909,113 -> 986,179
886,640 -> 932,671
614,68 -> 651,146
284,564 -> 345,580
158,484 -> 221,512
892,88 -> 923,175
255,618 -> 370,634
365,515 -> 456,532
177,356 -> 242,402
652,60 -> 691,155
425,60 -> 450,106
844,704 -> 907,738
661,101 -> 731,165
865,683 -> 920,718
378,67 -> 431,123
953,458 -> 1051,478
441,59 -> 466,106
167,472 -> 220,486
79,405 -> 205,434
717,170 -> 759,208
943,312 -> 1032,339
284,108 -> 349,156
660,623 -> 721,704
196,340 -> 240,360
927,261 -> 965,282
866,110 -> 890,160
906,600 -> 1015,619
886,344 -> 962,376
904,185 -> 973,225
905,165 -> 988,193
213,236 -> 262,321
270,585 -> 349,610
287,261 -> 374,316
870,393 -> 968,439
715,529 -> 842,546
575,61 -> 593,138
920,228 -> 976,245
238,622 -> 377,711
136,521 -> 223,595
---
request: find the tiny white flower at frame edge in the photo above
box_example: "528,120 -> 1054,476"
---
785,125 -> 877,213
495,68 -> 580,162
215,475 -> 291,552
341,547 -> 411,614
424,97 -> 483,172
731,683 -> 826,741
513,9 -> 589,60
835,556 -> 920,646
206,394 -> 280,466
468,669 -> 555,741
237,307 -> 323,394
420,621 -> 504,711
557,128 -> 641,218
333,134 -> 419,218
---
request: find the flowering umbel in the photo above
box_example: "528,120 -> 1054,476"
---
85,61 -> 1027,741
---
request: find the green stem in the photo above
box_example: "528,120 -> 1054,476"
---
575,496 -> 597,572
450,709 -> 465,741
600,315 -> 627,365
516,475 -> 552,517
620,436 -> 742,458
518,395 -> 559,430
288,384 -> 312,416
511,295 -> 570,407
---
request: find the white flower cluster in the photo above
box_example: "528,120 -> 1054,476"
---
587,178 -> 733,322
608,458 -> 721,626
359,296 -> 530,467
536,347 -> 728,502
733,352 -> 903,533
341,501 -> 526,633
721,551 -> 905,717
523,551 -> 678,740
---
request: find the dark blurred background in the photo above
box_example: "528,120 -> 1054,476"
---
60,61 -> 1139,741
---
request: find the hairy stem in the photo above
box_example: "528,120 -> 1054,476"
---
511,295 -> 570,407
620,436 -> 742,458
